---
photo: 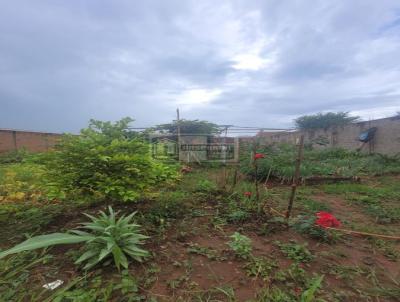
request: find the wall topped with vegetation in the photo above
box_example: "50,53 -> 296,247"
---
257,116 -> 400,155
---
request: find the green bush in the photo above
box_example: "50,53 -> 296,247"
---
41,118 -> 178,202
0,150 -> 28,164
0,163 -> 59,202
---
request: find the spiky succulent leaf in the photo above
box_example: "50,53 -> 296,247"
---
0,233 -> 91,259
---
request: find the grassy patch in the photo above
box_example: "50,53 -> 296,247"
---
322,179 -> 400,222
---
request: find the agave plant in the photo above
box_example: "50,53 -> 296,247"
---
0,207 -> 149,271
72,207 -> 149,270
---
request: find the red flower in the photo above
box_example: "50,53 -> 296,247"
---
315,211 -> 341,228
294,287 -> 302,296
254,153 -> 265,160
244,191 -> 252,197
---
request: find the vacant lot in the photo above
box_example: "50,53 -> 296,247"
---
1,166 -> 399,301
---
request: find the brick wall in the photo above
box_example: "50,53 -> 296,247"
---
257,116 -> 400,155
0,129 -> 63,153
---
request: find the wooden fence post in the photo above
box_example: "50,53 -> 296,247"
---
286,135 -> 304,220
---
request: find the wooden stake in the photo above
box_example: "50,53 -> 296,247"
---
286,135 -> 304,220
222,126 -> 228,190
253,142 -> 260,201
232,166 -> 238,188
176,108 -> 181,162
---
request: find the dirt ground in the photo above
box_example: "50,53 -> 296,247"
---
1,174 -> 399,302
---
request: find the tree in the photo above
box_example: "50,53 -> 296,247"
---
155,119 -> 221,135
294,112 -> 359,130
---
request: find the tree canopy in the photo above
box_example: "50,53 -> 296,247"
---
294,112 -> 359,130
155,119 -> 221,135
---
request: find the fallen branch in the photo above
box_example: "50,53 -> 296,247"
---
325,227 -> 400,240
270,207 -> 286,218
268,207 -> 400,240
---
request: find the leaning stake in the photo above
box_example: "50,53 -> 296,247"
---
286,135 -> 304,221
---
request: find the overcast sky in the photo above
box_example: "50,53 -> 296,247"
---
1,0 -> 400,133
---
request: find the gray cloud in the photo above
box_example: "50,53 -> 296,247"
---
1,0 -> 400,133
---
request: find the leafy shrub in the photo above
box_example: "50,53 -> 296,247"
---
228,232 -> 252,259
0,150 -> 28,164
0,163 -> 59,202
41,118 -> 178,202
0,207 -> 149,271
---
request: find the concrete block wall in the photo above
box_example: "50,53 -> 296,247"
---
257,116 -> 400,155
0,129 -> 62,153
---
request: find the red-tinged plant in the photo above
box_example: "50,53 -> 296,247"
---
244,191 -> 252,198
180,166 -> 192,174
254,153 -> 265,160
315,211 -> 341,228
294,287 -> 302,296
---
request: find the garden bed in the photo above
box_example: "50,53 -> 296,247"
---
1,168 -> 399,301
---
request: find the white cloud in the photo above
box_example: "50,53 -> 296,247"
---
175,88 -> 222,107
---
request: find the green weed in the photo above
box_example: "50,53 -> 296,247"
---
369,238 -> 399,261
251,286 -> 296,302
187,244 -> 222,260
195,179 -> 218,194
275,263 -> 308,286
324,264 -> 363,282
244,256 -> 277,281
194,286 -> 236,302
0,250 -> 52,301
276,240 -> 314,263
228,232 -> 252,259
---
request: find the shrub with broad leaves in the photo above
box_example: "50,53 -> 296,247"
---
41,117 -> 178,202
